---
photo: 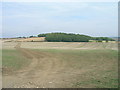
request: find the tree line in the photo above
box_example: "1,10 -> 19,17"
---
37,33 -> 115,42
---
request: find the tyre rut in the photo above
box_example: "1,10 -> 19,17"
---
6,42 -> 66,88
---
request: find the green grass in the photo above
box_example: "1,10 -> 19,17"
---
75,78 -> 118,88
2,49 -> 30,71
2,48 -> 118,88
73,67 -> 118,88
36,49 -> 118,88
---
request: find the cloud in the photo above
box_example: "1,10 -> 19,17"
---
2,2 -> 118,38
2,0 -> 119,2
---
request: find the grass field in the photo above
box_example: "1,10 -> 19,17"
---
36,49 -> 118,88
2,49 -> 30,74
2,41 -> 118,88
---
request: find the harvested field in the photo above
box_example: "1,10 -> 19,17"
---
2,37 -> 45,42
2,41 -> 118,88
2,41 -> 118,50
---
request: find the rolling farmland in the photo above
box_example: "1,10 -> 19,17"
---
2,1 -> 118,89
2,40 -> 118,88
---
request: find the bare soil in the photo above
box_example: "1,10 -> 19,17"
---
3,43 -> 70,88
2,42 -> 118,88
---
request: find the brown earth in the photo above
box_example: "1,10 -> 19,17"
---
2,43 -> 70,88
3,37 -> 45,42
2,42 -> 118,88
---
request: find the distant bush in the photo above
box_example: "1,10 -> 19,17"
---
29,36 -> 36,38
37,32 -> 115,42
45,33 -> 92,42
93,37 -> 115,42
38,34 -> 47,37
29,36 -> 34,38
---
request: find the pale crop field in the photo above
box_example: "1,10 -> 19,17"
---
2,42 -> 118,50
2,41 -> 118,88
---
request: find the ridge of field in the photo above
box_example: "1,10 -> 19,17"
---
2,37 -> 45,42
2,42 -> 118,50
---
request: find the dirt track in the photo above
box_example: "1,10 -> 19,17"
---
2,42 -> 118,88
3,42 -> 69,88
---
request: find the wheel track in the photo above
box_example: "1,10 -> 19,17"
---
9,42 -> 66,88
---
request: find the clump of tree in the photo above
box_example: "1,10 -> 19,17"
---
92,37 -> 115,42
38,34 -> 47,37
39,33 -> 92,42
17,36 -> 26,38
37,32 -> 115,42
29,36 -> 36,38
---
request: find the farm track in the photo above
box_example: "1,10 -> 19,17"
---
3,42 -> 67,88
2,42 -> 118,88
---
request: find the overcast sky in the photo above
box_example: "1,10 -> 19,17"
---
2,2 -> 118,38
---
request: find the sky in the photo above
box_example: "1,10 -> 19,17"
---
2,2 -> 118,38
